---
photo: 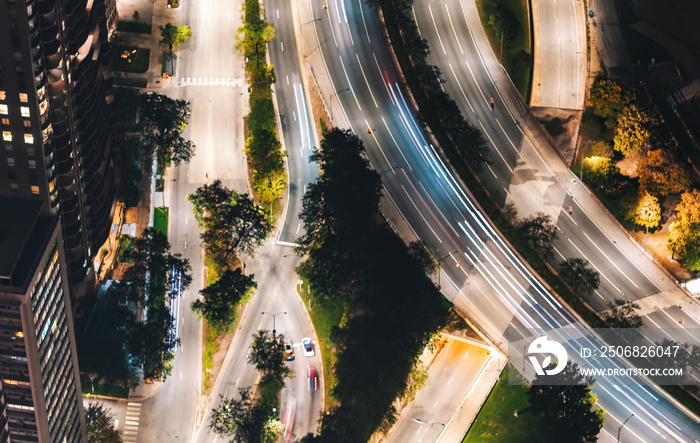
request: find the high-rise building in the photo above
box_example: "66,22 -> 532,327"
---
0,0 -> 117,289
0,196 -> 87,442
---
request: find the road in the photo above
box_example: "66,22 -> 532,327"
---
388,340 -> 491,443
292,0 -> 700,440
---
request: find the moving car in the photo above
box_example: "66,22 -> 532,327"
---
307,365 -> 318,391
301,337 -> 314,357
284,339 -> 295,361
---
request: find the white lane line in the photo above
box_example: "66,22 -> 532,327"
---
180,371 -> 183,379
381,116 -> 411,169
487,164 -> 497,178
659,309 -> 696,341
418,180 -> 460,238
293,110 -> 297,121
401,184 -> 443,243
326,5 -> 339,47
299,146 -> 303,157
465,60 -> 488,105
359,0 -> 371,43
448,62 -> 476,114
433,400 -> 439,408
412,6 -> 423,37
583,232 -> 638,288
643,315 -> 675,340
340,0 -> 348,23
566,237 -> 622,294
276,9 -> 279,18
445,3 -> 464,54
496,118 -> 518,154
334,0 -> 342,22
478,121 -> 512,172
365,119 -> 391,168
281,41 -> 284,52
296,223 -> 302,235
127,403 -> 141,407
339,55 -> 362,110
286,75 -> 289,85
564,209 -> 578,226
428,5 -> 447,55
373,53 -> 393,102
346,21 -> 355,46
355,53 -> 378,108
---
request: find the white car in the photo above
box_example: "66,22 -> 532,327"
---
301,337 -> 314,357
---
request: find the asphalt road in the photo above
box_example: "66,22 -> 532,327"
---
294,0 -> 700,440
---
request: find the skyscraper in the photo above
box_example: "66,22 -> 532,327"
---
0,196 -> 87,442
0,0 -> 117,290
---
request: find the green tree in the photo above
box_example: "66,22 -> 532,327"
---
210,388 -> 276,441
236,0 -> 275,71
516,212 -> 557,259
637,148 -> 691,196
604,298 -> 643,328
668,219 -> 700,271
85,403 -> 123,443
675,189 -> 700,223
529,363 -> 605,442
247,330 -> 293,384
191,269 -> 257,334
590,140 -> 614,158
613,105 -> 654,158
589,78 -> 635,129
406,241 -> 438,274
138,93 -> 195,165
252,170 -> 287,205
187,179 -> 237,228
159,23 -> 192,72
633,192 -> 661,230
582,156 -> 621,191
558,258 -> 600,297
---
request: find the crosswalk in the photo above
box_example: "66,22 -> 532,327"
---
176,77 -> 243,87
122,402 -> 142,442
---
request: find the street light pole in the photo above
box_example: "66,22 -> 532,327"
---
330,88 -> 349,121
413,419 -> 445,443
618,413 -> 634,442
261,311 -> 287,341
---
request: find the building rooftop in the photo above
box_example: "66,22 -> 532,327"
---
0,197 -> 50,285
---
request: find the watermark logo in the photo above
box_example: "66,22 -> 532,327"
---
527,336 -> 568,376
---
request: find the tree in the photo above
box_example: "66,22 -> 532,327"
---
668,219 -> 700,271
604,298 -> 642,328
247,330 -> 293,384
138,93 -> 195,165
590,140 -> 614,158
637,148 -> 691,196
529,362 -> 605,442
558,258 -> 600,296
589,78 -> 635,129
517,212 -> 557,258
191,269 -> 257,334
633,192 -> 661,230
187,179 -> 236,228
85,402 -> 123,443
407,241 -> 438,274
236,0 -> 275,71
252,170 -> 287,205
582,156 -> 622,192
159,23 -> 192,73
675,189 -> 700,223
613,105 -> 654,158
210,388 -> 276,441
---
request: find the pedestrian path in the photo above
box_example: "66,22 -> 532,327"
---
122,402 -> 142,442
176,77 -> 243,87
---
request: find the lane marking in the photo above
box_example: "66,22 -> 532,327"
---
445,3 -> 464,54
381,116 -> 411,169
401,184 -> 443,243
478,121 -> 512,172
359,0 -> 371,43
583,232 -> 638,288
566,238 -> 623,294
339,55 -> 362,110
448,62 -> 476,114
355,53 -> 378,108
428,5 -> 447,55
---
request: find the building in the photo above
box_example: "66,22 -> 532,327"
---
0,0 -> 117,291
0,197 -> 87,442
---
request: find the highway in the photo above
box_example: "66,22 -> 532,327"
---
291,0 -> 700,440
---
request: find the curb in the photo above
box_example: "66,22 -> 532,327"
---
294,283 -> 326,414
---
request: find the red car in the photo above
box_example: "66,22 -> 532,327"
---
307,365 -> 318,392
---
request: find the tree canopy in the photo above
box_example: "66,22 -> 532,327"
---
589,78 -> 635,129
604,298 -> 643,328
675,189 -> 700,223
637,148 -> 691,196
529,363 -> 605,442
633,192 -> 661,230
668,219 -> 700,271
210,388 -> 280,442
85,403 -> 123,443
138,92 -> 195,165
247,330 -> 293,384
159,23 -> 192,52
558,258 -> 600,297
516,212 -> 557,259
613,105 -> 654,158
191,269 -> 257,334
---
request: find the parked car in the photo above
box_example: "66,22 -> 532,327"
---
301,337 -> 314,357
307,365 -> 318,391
284,339 -> 295,361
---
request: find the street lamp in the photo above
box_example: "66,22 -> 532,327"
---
436,251 -> 459,289
413,419 -> 445,443
618,413 -> 634,442
261,311 -> 287,340
330,88 -> 349,121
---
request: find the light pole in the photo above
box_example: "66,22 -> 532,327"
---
413,419 -> 445,443
301,18 -> 322,56
436,251 -> 458,289
618,413 -> 634,442
330,88 -> 349,121
261,311 -> 287,341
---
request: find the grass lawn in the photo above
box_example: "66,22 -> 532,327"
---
112,45 -> 150,74
297,279 -> 344,407
154,207 -> 169,237
463,365 -> 559,443
81,374 -> 129,399
113,77 -> 148,89
474,0 -> 532,100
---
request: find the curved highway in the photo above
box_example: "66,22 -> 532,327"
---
290,0 -> 700,440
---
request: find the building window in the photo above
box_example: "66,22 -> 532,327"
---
7,157 -> 15,166
24,134 -> 33,144
20,106 -> 29,117
0,104 -> 7,115
1,118 -> 8,126
13,52 -> 22,61
0,90 -> 5,100
26,147 -> 34,155
10,183 -> 18,193
2,131 -> 11,141
28,159 -> 36,168
23,120 -> 31,128
4,144 -> 12,152
31,185 -> 39,194
19,93 -> 28,102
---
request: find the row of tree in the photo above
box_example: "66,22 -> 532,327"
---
295,129 -> 452,442
238,0 -> 287,207
586,77 -> 699,270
